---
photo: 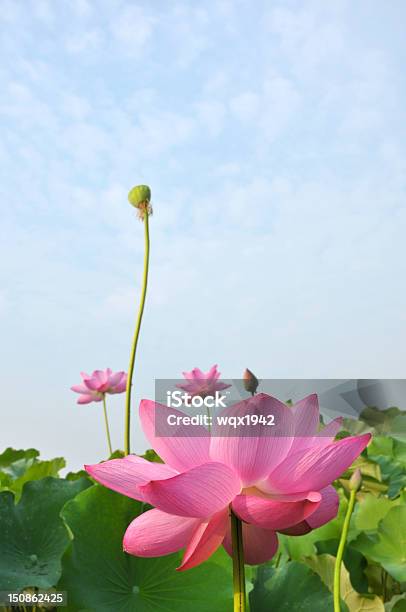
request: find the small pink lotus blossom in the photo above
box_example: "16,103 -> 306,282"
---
86,393 -> 370,570
71,369 -> 127,404
177,364 -> 231,397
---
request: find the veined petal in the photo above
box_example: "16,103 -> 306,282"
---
85,455 -> 177,502
215,382 -> 232,391
263,434 -> 371,495
277,522 -> 312,536
77,394 -> 98,404
181,370 -> 196,381
176,382 -> 195,392
107,371 -> 125,387
291,417 -> 344,455
93,369 -> 108,383
207,364 -> 220,381
210,393 -> 294,486
292,394 -> 320,437
256,490 -> 322,502
110,373 -> 127,393
232,494 -> 320,530
112,380 -> 127,393
139,461 -> 241,518
288,394 -> 320,455
123,509 -> 198,557
191,367 -> 205,380
315,417 -> 343,442
279,485 -> 339,535
140,399 -> 210,471
307,485 -> 339,528
71,384 -> 90,394
177,509 -> 228,571
223,522 -> 279,565
83,378 -> 101,391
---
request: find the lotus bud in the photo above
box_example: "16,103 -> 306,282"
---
243,368 -> 259,395
349,468 -> 362,491
128,184 -> 152,220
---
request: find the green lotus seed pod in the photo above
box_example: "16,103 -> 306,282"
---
128,184 -> 151,208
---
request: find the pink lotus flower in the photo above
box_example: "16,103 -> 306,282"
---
177,364 -> 231,397
71,369 -> 127,404
85,393 -> 370,569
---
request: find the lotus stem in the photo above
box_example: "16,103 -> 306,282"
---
230,509 -> 246,612
333,477 -> 359,611
124,211 -> 150,455
102,395 -> 113,456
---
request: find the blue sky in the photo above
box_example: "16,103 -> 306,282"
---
1,0 -> 406,469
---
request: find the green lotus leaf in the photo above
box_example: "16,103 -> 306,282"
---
250,560 -> 338,611
366,436 -> 406,498
342,419 -> 373,436
0,448 -> 39,490
344,456 -> 383,484
141,448 -> 163,463
0,472 -> 12,489
352,506 -> 406,582
315,540 -> 368,593
1,457 -> 66,501
0,477 -> 90,591
354,493 -> 403,532
393,440 -> 406,468
0,447 -> 40,479
364,563 -> 399,600
304,554 -> 383,611
65,469 -> 88,481
391,415 -> 406,441
385,594 -> 406,612
359,407 -> 406,436
368,436 -> 394,458
368,456 -> 406,499
58,484 -> 233,611
385,470 -> 406,499
108,449 -> 126,459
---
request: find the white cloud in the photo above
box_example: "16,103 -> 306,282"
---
166,4 -> 210,68
259,76 -> 301,136
33,0 -> 54,26
229,76 -> 300,142
62,94 -> 91,121
110,5 -> 154,55
213,162 -> 242,177
72,0 -> 93,19
196,100 -> 226,136
65,29 -> 103,54
0,0 -> 21,23
135,111 -> 196,156
230,92 -> 260,121
265,3 -> 346,79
